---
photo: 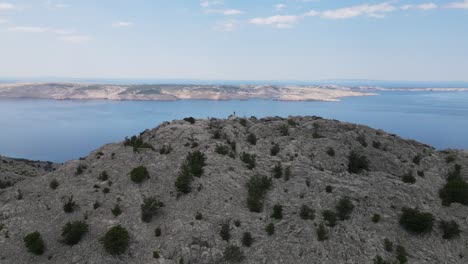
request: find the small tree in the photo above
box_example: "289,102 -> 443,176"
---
383,238 -> 393,252
111,204 -> 122,217
399,207 -> 434,234
175,164 -> 192,193
130,166 -> 149,183
141,197 -> 163,223
61,221 -> 88,246
24,231 -> 45,255
101,225 -> 129,255
439,176 -> 468,206
396,245 -> 408,264
336,197 -> 354,221
183,117 -> 195,124
271,204 -> 283,219
402,172 -> 416,184
246,175 -> 272,212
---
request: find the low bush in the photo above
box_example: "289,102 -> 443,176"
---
220,222 -> 230,241
239,118 -> 247,127
186,151 -> 207,177
396,245 -> 408,264
124,135 -> 154,152
141,197 -> 163,223
98,171 -> 109,181
215,145 -> 230,156
240,152 -> 256,170
130,166 -> 149,183
372,141 -> 381,149
322,210 -> 337,227
316,223 -> 328,241
183,117 -> 195,124
246,175 -> 272,212
279,124 -> 289,136
265,223 -> 275,236
287,119 -> 298,127
326,147 -> 335,157
284,166 -> 291,181
24,231 -> 45,255
175,164 -> 192,193
75,164 -> 87,176
299,205 -> 315,220
223,245 -> 245,263
372,214 -> 381,223
270,143 -> 280,156
439,220 -> 460,239
271,204 -> 283,219
325,185 -> 333,193
101,225 -> 129,255
195,212 -> 203,220
272,163 -> 283,179
49,179 -> 59,190
384,238 -> 393,252
159,145 -> 172,155
401,172 -> 416,184
399,207 -> 434,234
357,135 -> 368,147
439,175 -> 468,206
247,133 -> 257,145
242,232 -> 253,247
348,151 -> 369,173
336,197 -> 354,221
61,221 -> 88,246
413,154 -> 422,165
111,204 -> 122,217
154,227 -> 161,237
63,196 -> 77,213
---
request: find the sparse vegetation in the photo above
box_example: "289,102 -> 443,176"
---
154,227 -> 161,237
98,171 -> 109,181
439,220 -> 460,239
372,214 -> 381,223
75,164 -> 87,175
111,204 -> 122,217
384,238 -> 393,252
63,196 -> 77,213
325,185 -> 333,193
49,179 -> 59,190
348,151 -> 369,173
159,145 -> 173,155
240,152 -> 256,170
223,245 -> 245,263
439,168 -> 468,206
402,172 -> 416,184
124,135 -> 154,152
247,133 -> 257,145
326,147 -> 335,157
141,197 -> 163,223
372,141 -> 381,149
130,166 -> 149,183
183,117 -> 195,124
317,223 -> 328,241
284,166 -> 291,181
413,154 -> 422,165
270,143 -> 280,156
101,225 -> 129,255
265,223 -> 275,236
195,212 -> 203,220
271,204 -> 283,219
272,163 -> 283,179
299,205 -> 315,220
242,232 -> 253,247
220,222 -> 231,241
215,145 -> 230,155
175,151 -> 207,194
396,245 -> 408,264
336,197 -> 354,221
246,175 -> 272,212
399,207 -> 434,234
24,231 -> 45,255
322,210 -> 337,227
61,221 -> 88,246
279,124 -> 289,136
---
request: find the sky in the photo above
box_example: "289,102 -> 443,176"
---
0,0 -> 467,81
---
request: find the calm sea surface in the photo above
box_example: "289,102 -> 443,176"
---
1,91 -> 468,162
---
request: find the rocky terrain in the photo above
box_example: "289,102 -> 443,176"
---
0,156 -> 58,190
0,116 -> 467,264
0,83 -> 370,102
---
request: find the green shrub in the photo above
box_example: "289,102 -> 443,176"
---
279,124 -> 289,136
220,222 -> 230,241
439,220 -> 460,239
413,154 -> 422,165
242,232 -> 253,247
284,166 -> 291,181
287,119 -> 298,127
24,231 -> 45,255
186,151 -> 207,177
103,187 -> 110,194
265,223 -> 275,236
154,227 -> 161,237
247,133 -> 257,145
215,145 -> 230,155
384,238 -> 393,252
141,197 -> 163,223
299,205 -> 315,220
234,220 -> 241,227
336,197 -> 354,221
325,185 -> 333,193
402,172 -> 416,184
239,118 -> 247,127
153,251 -> 160,259
93,201 -> 100,209
75,164 -> 87,175
396,245 -> 408,264
63,196 -> 77,213
312,123 -> 322,138
439,176 -> 468,206
372,214 -> 381,223
195,212 -> 203,220
348,151 -> 369,173
175,164 -> 192,193
372,141 -> 382,149
240,152 -> 256,170
246,175 -> 272,212
271,204 -> 283,219
357,134 -> 368,147
49,179 -> 59,190
130,166 -> 149,183
399,207 -> 434,234
159,145 -> 172,155
272,163 -> 283,179
101,225 -> 129,255
61,221 -> 88,246
270,143 -> 280,156
124,135 -> 154,152
183,117 -> 195,124
445,155 -> 456,163
98,171 -> 109,181
223,245 -> 245,263
326,147 -> 335,157
316,223 -> 328,241
111,204 -> 122,217
373,256 -> 391,264
322,210 -> 337,227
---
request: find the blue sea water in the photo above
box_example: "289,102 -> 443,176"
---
1,91 -> 467,162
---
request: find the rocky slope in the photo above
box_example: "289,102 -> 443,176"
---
0,116 -> 467,264
0,156 -> 58,189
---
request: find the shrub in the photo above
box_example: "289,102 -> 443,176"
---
183,117 -> 195,124
175,164 -> 192,193
240,152 -> 256,170
111,204 -> 122,217
448,164 -> 462,180
242,232 -> 253,247
215,145 -> 230,156
130,166 -> 149,183
234,220 -> 241,227
265,223 -> 275,236
316,223 -> 328,241
439,176 -> 468,206
103,187 -> 110,194
153,251 -> 160,259
384,238 -> 393,252
299,205 -> 315,220
279,124 -> 289,136
75,164 -> 87,176
402,172 -> 416,184
141,197 -> 163,223
272,163 -> 283,179
284,166 -> 291,181
396,245 -> 408,264
372,214 -> 381,223
49,179 -> 59,190
322,210 -> 337,227
247,133 -> 257,145
325,185 -> 333,193
446,155 -> 456,163
287,119 -> 298,127
159,145 -> 172,155
357,134 -> 368,147
336,197 -> 354,221
61,221 -> 88,246
186,151 -> 207,177
220,222 -> 230,241
348,151 -> 369,173
93,201 -> 100,209
195,212 -> 203,220
399,207 -> 434,234
24,231 -> 45,255
326,147 -> 335,157
372,141 -> 381,149
63,196 -> 77,213
413,154 -> 422,165
239,118 -> 247,127
312,123 -> 321,138
124,135 -> 154,152
270,144 -> 280,156
417,170 -> 425,177
271,204 -> 283,219
101,225 -> 129,255
154,227 -> 161,237
98,171 -> 109,181
246,175 -> 272,212
223,245 -> 245,263
439,220 -> 460,239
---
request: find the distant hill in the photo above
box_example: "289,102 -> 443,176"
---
0,116 -> 467,263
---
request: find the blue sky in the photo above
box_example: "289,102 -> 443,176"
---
0,0 -> 467,81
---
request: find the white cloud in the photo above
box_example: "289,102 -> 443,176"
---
401,3 -> 437,11
305,10 -> 319,17
250,15 -> 300,29
43,1 -> 68,10
8,26 -> 49,33
320,2 -> 396,19
215,20 -> 239,32
112,21 -> 134,28
275,4 -> 286,11
58,35 -> 90,44
446,0 -> 468,9
207,9 -> 243,15
0,2 -> 15,10
200,1 -> 221,8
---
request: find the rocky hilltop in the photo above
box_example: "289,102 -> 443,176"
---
0,156 -> 58,190
0,116 -> 467,264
